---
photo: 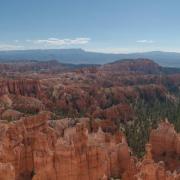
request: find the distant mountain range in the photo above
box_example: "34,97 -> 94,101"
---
0,49 -> 180,67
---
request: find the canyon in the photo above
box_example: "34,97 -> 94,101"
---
0,59 -> 179,179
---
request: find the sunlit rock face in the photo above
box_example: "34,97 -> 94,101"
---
31,123 -> 136,180
0,111 -> 180,180
0,163 -> 15,180
0,113 -> 135,180
0,112 -> 54,180
131,144 -> 180,180
150,120 -> 180,172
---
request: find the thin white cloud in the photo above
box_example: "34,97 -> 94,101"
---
30,37 -> 91,46
136,40 -> 155,44
0,44 -> 24,51
87,47 -> 132,54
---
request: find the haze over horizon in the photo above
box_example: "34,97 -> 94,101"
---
1,0 -> 180,53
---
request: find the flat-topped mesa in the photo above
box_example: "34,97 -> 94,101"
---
0,79 -> 41,97
150,120 -> 180,172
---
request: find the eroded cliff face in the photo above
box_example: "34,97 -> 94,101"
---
0,79 -> 44,115
0,112 -> 53,180
0,163 -> 15,180
132,144 -> 180,180
0,79 -> 41,97
0,113 -> 180,180
0,113 -> 135,180
150,120 -> 180,173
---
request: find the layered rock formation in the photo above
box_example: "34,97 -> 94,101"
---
132,144 -> 180,180
0,112 -> 52,180
0,113 -> 135,180
150,120 -> 180,173
0,113 -> 180,180
0,162 -> 15,180
0,79 -> 41,97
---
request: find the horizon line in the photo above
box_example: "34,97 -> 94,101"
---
0,48 -> 180,54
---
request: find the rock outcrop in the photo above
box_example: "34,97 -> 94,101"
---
12,95 -> 45,114
0,113 -> 180,180
1,109 -> 23,121
0,94 -> 12,107
0,79 -> 41,97
0,113 -> 135,180
0,162 -> 15,180
150,120 -> 180,172
131,144 -> 180,180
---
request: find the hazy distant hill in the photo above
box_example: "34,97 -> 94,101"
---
101,59 -> 161,74
0,49 -> 180,67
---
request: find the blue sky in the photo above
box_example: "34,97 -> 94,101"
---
0,0 -> 180,53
